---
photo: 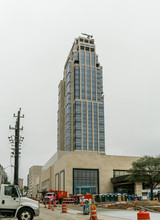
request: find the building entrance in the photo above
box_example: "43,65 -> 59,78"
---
73,168 -> 99,195
75,186 -> 96,195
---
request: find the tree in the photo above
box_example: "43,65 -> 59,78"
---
128,156 -> 160,200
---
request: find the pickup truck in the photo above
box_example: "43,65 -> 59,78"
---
0,184 -> 39,220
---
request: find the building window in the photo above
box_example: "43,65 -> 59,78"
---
74,101 -> 81,150
85,46 -> 89,51
86,52 -> 90,66
92,68 -> 96,101
94,103 -> 98,151
97,70 -> 101,101
81,52 -> 85,64
113,170 -> 128,178
75,52 -> 79,61
99,104 -> 105,152
87,67 -> 91,100
73,169 -> 99,195
91,53 -> 95,66
82,102 -> 87,150
74,66 -> 80,99
81,66 -> 85,99
100,69 -> 103,102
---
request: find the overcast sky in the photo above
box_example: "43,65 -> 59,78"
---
0,0 -> 160,184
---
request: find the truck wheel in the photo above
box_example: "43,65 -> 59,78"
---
17,208 -> 33,220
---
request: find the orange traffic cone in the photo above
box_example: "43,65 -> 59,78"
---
81,201 -> 84,206
44,200 -> 47,208
52,204 -> 54,211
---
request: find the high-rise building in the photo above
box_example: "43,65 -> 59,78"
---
0,165 -> 8,185
57,36 -> 105,153
27,166 -> 42,197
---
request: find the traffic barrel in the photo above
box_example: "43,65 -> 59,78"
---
62,204 -> 67,213
90,205 -> 98,220
48,202 -> 51,209
54,200 -> 57,207
137,210 -> 150,220
81,201 -> 84,206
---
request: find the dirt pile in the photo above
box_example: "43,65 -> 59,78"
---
104,200 -> 160,212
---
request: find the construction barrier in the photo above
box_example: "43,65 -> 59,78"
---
137,210 -> 150,220
90,205 -> 98,220
62,204 -> 67,213
63,197 -> 75,205
48,202 -> 51,209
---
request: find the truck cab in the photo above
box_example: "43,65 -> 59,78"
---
44,193 -> 56,204
0,184 -> 39,220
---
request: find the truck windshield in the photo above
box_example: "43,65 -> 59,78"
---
16,187 -> 22,197
46,194 -> 53,196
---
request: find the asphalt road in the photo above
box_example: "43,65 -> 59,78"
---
34,204 -> 126,220
0,204 -> 128,220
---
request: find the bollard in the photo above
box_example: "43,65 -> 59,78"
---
137,210 -> 150,220
62,204 -> 67,213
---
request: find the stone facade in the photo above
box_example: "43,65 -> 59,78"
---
37,151 -> 141,196
27,165 -> 42,197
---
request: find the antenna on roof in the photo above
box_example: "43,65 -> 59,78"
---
81,33 -> 93,39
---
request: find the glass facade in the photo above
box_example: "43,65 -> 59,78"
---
92,68 -> 96,101
99,104 -> 105,151
74,66 -> 80,99
94,103 -> 98,151
58,37 -> 105,153
65,63 -> 72,151
81,66 -> 85,99
74,101 -> 81,150
82,102 -> 87,150
73,169 -> 99,195
87,67 -> 91,100
88,102 -> 93,151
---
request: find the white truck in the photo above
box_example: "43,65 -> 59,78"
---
0,184 -> 40,220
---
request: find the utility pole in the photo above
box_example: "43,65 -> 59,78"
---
9,108 -> 24,185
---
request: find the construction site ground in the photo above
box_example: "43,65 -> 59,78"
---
97,200 -> 160,212
1,202 -> 160,220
